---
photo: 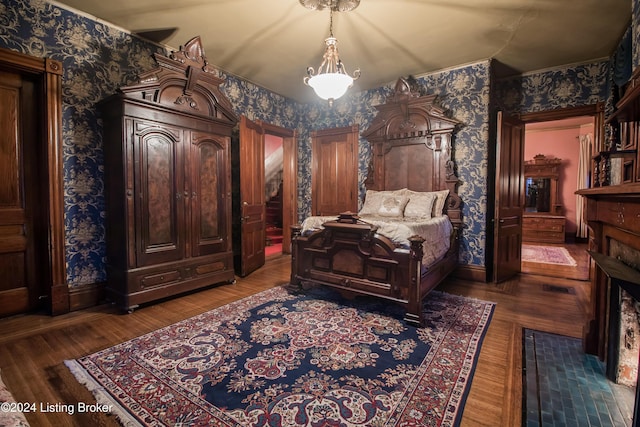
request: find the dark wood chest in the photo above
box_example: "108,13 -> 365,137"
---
100,37 -> 238,311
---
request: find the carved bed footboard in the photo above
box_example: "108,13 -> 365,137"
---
290,213 -> 456,326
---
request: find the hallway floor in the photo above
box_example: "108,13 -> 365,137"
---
521,241 -> 590,281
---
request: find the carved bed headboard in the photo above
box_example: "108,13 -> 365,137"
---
362,77 -> 462,229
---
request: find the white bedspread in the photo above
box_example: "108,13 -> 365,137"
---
300,214 -> 453,266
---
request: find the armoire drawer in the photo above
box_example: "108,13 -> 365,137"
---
140,270 -> 182,289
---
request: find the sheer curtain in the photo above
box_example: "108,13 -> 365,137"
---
576,134 -> 592,238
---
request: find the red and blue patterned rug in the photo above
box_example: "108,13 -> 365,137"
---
66,286 -> 495,426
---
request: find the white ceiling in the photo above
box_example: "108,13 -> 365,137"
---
50,0 -> 631,103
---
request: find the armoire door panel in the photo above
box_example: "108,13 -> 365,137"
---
190,132 -> 228,256
134,122 -> 185,266
101,37 -> 237,312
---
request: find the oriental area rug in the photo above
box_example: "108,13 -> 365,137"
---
66,286 -> 495,427
522,244 -> 577,266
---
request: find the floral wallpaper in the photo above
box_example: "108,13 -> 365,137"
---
494,61 -> 610,116
0,0 -> 306,287
296,63 -> 492,267
0,0 -> 629,290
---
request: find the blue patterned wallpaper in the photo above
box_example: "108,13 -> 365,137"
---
495,61 -> 610,116
0,0 -> 307,287
297,63 -> 492,266
0,0 -> 629,289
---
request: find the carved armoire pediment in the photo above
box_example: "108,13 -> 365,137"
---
117,36 -> 237,125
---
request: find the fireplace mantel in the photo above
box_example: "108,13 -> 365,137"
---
577,186 -> 640,357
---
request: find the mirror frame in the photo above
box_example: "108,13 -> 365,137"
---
524,154 -> 563,215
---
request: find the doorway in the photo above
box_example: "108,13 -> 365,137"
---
265,133 -> 284,257
0,47 -> 66,316
262,121 -> 297,257
232,118 -> 296,275
519,105 -> 603,281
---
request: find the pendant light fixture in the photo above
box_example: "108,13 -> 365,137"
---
302,0 -> 361,106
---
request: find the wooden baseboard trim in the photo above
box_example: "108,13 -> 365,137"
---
68,282 -> 106,312
454,264 -> 486,282
50,283 -> 70,315
505,323 -> 523,427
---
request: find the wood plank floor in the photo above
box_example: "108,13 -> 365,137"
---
0,251 -> 592,427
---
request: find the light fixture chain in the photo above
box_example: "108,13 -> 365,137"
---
329,8 -> 334,37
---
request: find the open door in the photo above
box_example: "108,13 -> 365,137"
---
492,111 -> 525,282
237,116 -> 266,276
261,122 -> 297,254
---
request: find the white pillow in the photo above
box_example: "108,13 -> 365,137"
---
431,189 -> 450,217
404,192 -> 437,219
359,189 -> 403,216
377,195 -> 409,217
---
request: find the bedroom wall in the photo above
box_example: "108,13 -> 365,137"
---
0,0 -> 626,292
524,125 -> 585,236
296,62 -> 492,268
0,0 -> 306,289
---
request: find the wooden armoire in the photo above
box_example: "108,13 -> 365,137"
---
100,36 -> 238,312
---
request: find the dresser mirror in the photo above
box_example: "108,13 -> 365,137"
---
525,177 -> 551,212
524,154 -> 562,215
522,154 -> 565,244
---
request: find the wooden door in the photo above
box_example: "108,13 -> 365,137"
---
0,70 -> 46,317
189,131 -> 230,256
238,116 -> 265,276
492,112 -> 525,282
311,125 -> 359,215
280,132 -> 297,254
133,120 -> 185,266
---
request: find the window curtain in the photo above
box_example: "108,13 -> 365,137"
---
576,134 -> 592,238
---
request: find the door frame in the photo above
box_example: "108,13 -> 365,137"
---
488,103 -> 604,280
0,47 -> 66,314
259,121 -> 297,254
520,104 -> 604,140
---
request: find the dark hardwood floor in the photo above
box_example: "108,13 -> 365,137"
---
0,252 -> 594,426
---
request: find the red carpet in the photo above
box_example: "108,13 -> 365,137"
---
265,242 -> 282,257
522,244 -> 577,266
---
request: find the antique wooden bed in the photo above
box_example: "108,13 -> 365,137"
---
290,78 -> 463,326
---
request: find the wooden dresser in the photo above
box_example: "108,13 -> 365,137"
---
100,37 -> 238,312
522,154 -> 566,244
522,214 -> 565,243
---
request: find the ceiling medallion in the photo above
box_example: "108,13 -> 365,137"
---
299,0 -> 360,12
302,1 -> 361,105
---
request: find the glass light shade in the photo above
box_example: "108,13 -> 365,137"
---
306,72 -> 354,101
